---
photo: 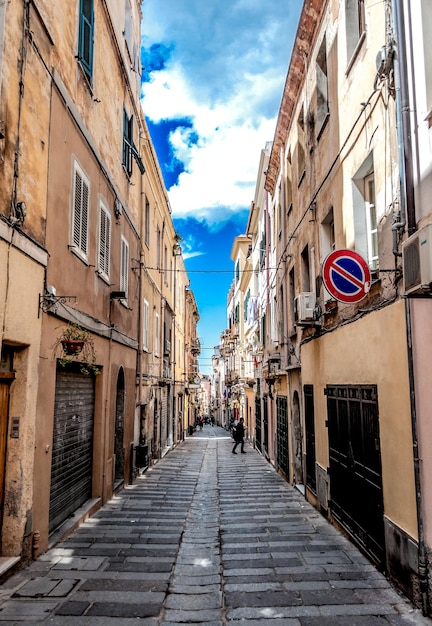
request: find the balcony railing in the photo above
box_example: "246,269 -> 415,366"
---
190,339 -> 201,356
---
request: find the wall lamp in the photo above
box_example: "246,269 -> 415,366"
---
10,201 -> 27,226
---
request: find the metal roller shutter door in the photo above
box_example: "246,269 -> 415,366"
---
49,370 -> 95,532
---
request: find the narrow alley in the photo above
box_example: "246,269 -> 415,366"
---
0,427 -> 429,626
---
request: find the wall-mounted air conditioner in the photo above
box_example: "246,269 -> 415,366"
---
402,224 -> 432,295
294,292 -> 316,324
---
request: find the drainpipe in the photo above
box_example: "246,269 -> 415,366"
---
405,299 -> 429,615
392,0 -> 415,254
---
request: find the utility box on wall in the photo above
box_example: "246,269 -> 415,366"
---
294,292 -> 316,324
402,223 -> 432,295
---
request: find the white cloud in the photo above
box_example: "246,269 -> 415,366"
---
141,0 -> 303,223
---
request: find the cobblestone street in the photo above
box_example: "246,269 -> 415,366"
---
0,425 -> 430,625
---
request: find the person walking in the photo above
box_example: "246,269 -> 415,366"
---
232,417 -> 246,454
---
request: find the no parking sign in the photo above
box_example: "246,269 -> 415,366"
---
322,249 -> 371,304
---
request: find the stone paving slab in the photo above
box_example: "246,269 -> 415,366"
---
0,425 -> 431,625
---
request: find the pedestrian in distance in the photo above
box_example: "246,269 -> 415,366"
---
232,417 -> 246,454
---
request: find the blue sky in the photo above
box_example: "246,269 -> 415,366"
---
141,0 -> 303,373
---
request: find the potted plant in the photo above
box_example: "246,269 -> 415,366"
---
324,298 -> 338,313
265,372 -> 278,385
52,324 -> 100,375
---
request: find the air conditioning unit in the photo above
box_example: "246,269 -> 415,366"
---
402,224 -> 432,295
294,292 -> 316,324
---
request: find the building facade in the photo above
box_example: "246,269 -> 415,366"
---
223,0 -> 432,614
0,0 -> 197,567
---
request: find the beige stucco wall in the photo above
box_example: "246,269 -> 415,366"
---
301,299 -> 418,540
0,237 -> 45,555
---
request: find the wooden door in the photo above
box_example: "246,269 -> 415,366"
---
0,374 -> 15,531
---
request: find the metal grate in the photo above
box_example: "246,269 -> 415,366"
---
49,369 -> 95,533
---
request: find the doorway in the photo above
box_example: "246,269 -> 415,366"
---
114,368 -> 125,482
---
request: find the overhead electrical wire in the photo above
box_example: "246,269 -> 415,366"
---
144,266 -> 278,273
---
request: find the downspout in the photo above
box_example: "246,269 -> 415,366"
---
394,0 -> 428,614
405,298 -> 429,615
392,0 -> 415,257
137,153 -> 144,425
280,148 -> 289,373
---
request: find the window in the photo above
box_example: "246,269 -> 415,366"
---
72,161 -> 89,259
260,313 -> 266,348
365,173 -> 378,270
286,153 -> 293,212
122,108 -> 145,177
143,299 -> 149,351
78,0 -> 94,83
244,289 -> 250,322
346,0 -> 365,62
421,0 -> 432,118
124,0 -> 133,57
352,155 -> 378,270
277,183 -> 282,239
120,236 -> 129,299
297,107 -> 306,184
122,109 -> 134,176
301,245 -> 311,292
164,245 -> 168,284
289,267 -> 295,331
154,312 -> 160,356
316,35 -> 329,134
235,260 -> 240,283
156,227 -> 161,269
259,232 -> 266,268
321,208 -> 336,291
98,202 -> 111,280
278,285 -> 285,345
144,197 -> 150,247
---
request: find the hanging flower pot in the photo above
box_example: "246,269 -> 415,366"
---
265,374 -> 277,386
52,324 -> 100,376
61,339 -> 84,356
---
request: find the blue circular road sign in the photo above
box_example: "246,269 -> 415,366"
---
322,249 -> 371,303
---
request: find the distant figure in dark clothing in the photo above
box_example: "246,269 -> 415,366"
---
232,418 -> 246,454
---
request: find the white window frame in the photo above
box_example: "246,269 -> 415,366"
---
72,161 -> 90,261
120,236 -> 129,302
98,201 -> 111,282
364,173 -> 378,270
143,299 -> 149,351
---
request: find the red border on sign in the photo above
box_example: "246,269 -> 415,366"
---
322,249 -> 371,303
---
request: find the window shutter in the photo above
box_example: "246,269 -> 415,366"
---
73,171 -> 83,248
120,237 -> 129,297
78,0 -> 94,81
99,205 -> 111,278
73,165 -> 89,257
81,179 -> 89,254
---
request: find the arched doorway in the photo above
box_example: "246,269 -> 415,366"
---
114,368 -> 125,482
